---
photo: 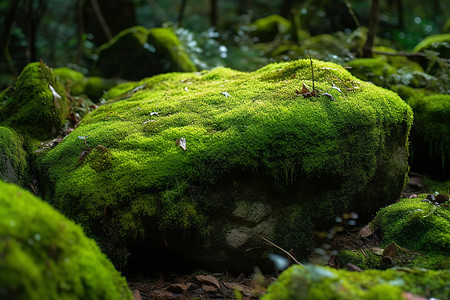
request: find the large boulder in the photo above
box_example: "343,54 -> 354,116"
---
262,264 -> 450,300
0,62 -> 68,140
36,59 -> 412,272
0,180 -> 132,299
91,26 -> 197,81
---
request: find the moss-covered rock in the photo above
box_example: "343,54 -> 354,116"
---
0,180 -> 132,300
37,59 -> 412,271
346,57 -> 397,87
91,26 -> 196,81
54,67 -> 87,96
262,264 -> 450,300
413,33 -> 450,59
250,14 -> 293,43
406,94 -> 450,172
0,62 -> 68,140
369,197 -> 450,269
0,127 -> 29,187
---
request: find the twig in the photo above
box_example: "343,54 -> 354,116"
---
307,49 -> 316,95
373,50 -> 450,63
90,0 -> 113,41
344,0 -> 360,27
261,237 -> 304,266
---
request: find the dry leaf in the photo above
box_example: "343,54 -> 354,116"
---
295,83 -> 316,98
383,242 -> 397,258
221,91 -> 232,97
322,93 -> 336,101
167,283 -> 189,293
201,284 -> 218,293
195,275 -> 220,289
358,224 -> 374,238
223,282 -> 254,296
132,289 -> 143,300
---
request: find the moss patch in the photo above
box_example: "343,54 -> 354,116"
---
91,26 -> 196,81
406,94 -> 450,171
413,33 -> 450,58
250,14 -> 293,43
263,264 -> 450,300
370,197 -> 449,268
0,127 -> 29,187
37,59 -> 412,269
0,180 -> 132,300
54,67 -> 87,96
0,62 -> 68,140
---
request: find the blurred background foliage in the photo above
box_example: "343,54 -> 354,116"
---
0,0 -> 449,88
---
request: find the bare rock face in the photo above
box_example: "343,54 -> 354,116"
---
36,59 -> 412,272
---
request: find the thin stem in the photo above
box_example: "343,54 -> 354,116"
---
262,236 -> 304,266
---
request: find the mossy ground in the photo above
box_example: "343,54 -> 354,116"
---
0,180 -> 132,300
262,264 -> 450,300
0,62 -> 68,140
37,59 -> 412,268
250,14 -> 293,43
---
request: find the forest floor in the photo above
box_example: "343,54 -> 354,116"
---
126,174 -> 432,300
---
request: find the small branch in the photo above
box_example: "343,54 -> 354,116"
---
262,237 -> 304,266
344,0 -> 360,27
307,49 -> 316,95
90,0 -> 113,41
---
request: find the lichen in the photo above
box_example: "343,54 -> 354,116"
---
0,127 -> 29,187
37,59 -> 413,268
0,180 -> 132,300
0,62 -> 68,140
263,264 -> 450,300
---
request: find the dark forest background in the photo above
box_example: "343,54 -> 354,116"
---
0,0 -> 449,89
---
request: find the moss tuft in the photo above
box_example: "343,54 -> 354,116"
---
0,62 -> 68,139
0,180 -> 132,300
250,14 -> 293,43
412,34 -> 450,58
54,67 -> 87,96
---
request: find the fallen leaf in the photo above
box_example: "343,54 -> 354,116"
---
295,83 -> 316,98
330,84 -> 342,93
184,86 -> 189,92
150,112 -> 159,116
223,282 -> 254,296
402,292 -> 428,300
358,224 -> 374,238
132,289 -> 143,300
383,242 -> 397,258
345,263 -> 362,272
201,284 -> 218,293
49,84 -> 61,101
195,275 -> 220,289
167,283 -> 190,293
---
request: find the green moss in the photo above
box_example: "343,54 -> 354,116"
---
37,59 -> 412,267
250,14 -> 293,43
91,26 -> 196,81
413,34 -> 450,58
371,198 -> 450,258
336,250 -> 385,270
0,127 -> 29,186
54,67 -> 86,96
263,264 -> 450,300
0,62 -> 68,139
346,57 -> 397,87
406,94 -> 450,169
84,76 -> 119,101
0,181 -> 132,300
423,178 -> 450,194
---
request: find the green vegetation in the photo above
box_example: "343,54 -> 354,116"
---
0,180 -> 132,300
412,33 -> 450,58
263,264 -> 450,300
37,59 -> 412,268
250,14 -> 293,43
91,26 -> 196,80
0,62 -> 68,140
0,126 -> 29,187
406,94 -> 450,170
